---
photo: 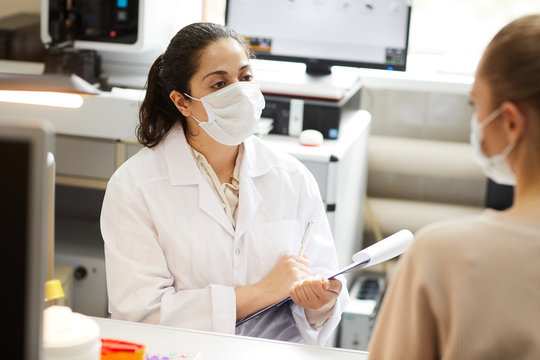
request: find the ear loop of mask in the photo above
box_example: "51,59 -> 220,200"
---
476,107 -> 515,158
478,107 -> 504,129
182,92 -> 204,123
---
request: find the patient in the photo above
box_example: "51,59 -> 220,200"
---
367,14 -> 540,359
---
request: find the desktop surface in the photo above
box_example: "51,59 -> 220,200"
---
94,317 -> 368,360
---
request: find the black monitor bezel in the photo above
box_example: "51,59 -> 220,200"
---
0,119 -> 53,360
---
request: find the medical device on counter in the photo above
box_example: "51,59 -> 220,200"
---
236,229 -> 414,327
40,0 -> 201,86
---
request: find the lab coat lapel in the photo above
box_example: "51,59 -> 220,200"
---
198,179 -> 235,237
235,171 -> 261,240
234,136 -> 271,240
163,125 -> 235,237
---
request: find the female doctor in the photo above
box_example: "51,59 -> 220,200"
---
100,22 -> 348,345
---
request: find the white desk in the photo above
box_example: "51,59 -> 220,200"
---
94,317 -> 369,360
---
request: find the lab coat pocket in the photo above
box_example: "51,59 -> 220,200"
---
252,219 -> 303,274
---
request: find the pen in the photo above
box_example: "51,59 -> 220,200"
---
297,221 -> 314,256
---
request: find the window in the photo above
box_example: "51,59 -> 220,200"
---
203,0 -> 226,24
410,0 -> 540,55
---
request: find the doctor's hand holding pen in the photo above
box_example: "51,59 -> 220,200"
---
235,221 -> 343,323
289,220 -> 342,316
235,253 -> 343,323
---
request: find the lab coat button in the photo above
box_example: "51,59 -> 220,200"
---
234,248 -> 240,255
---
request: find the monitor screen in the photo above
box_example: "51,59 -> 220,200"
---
0,119 -> 53,359
226,0 -> 412,75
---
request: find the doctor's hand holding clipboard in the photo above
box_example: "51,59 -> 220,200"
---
235,221 -> 343,327
237,229 -> 414,327
288,221 -> 343,323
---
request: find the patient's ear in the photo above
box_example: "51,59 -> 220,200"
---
169,90 -> 191,117
501,101 -> 526,144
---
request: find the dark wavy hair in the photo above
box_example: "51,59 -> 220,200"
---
137,22 -> 250,148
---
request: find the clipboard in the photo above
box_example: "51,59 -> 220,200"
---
235,229 -> 414,327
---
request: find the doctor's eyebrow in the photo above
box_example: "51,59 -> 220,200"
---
202,64 -> 251,81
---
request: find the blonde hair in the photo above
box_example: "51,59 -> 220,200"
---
478,14 -> 540,116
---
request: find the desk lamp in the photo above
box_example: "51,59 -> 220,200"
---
0,73 -> 99,303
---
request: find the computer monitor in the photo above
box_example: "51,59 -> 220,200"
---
226,0 -> 412,75
0,118 -> 54,359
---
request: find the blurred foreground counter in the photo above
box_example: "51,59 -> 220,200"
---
93,317 -> 369,360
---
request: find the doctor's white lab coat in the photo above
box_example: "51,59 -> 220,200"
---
100,124 -> 348,345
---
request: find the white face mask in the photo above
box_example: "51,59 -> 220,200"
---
184,82 -> 265,146
470,107 -> 516,186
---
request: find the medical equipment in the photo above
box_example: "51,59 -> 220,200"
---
40,0 -> 202,86
226,0 -> 412,75
0,118 -> 55,359
236,229 -> 413,327
41,0 -> 185,53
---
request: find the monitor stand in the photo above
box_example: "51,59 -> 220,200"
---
251,59 -> 362,101
305,61 -> 332,76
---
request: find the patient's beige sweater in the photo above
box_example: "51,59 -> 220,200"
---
367,210 -> 540,360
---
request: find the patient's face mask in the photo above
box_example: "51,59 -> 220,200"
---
184,82 -> 265,146
470,107 -> 516,186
